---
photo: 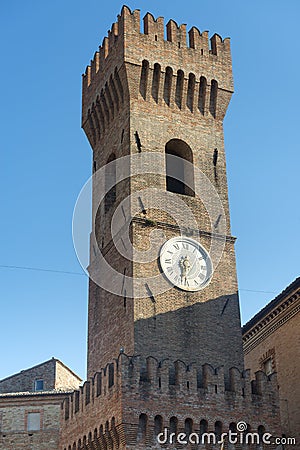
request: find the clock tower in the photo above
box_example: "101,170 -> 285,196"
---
84,6 -> 243,379
61,7 -> 281,449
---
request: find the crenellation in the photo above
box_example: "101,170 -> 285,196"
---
173,360 -> 187,390
118,5 -> 141,35
81,6 -> 234,131
229,366 -> 246,395
61,355 -> 281,449
108,22 -> 119,51
143,13 -> 164,41
90,51 -> 99,79
188,27 -> 209,54
203,364 -> 225,394
166,20 -> 187,48
83,65 -> 91,88
99,37 -> 109,66
146,356 -> 158,383
62,355 -> 280,424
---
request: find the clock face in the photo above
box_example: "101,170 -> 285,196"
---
159,237 -> 213,291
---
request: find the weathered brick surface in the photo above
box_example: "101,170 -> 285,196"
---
0,359 -> 81,394
0,393 -> 67,450
61,6 -> 283,450
85,4 -> 242,379
60,355 -> 282,450
243,281 -> 300,447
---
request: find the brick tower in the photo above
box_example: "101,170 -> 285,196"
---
61,6 -> 281,449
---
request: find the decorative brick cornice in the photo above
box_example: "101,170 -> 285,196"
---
243,284 -> 300,354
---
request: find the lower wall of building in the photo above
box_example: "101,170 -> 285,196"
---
244,313 -> 300,443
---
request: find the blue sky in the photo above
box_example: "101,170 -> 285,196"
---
1,0 -> 299,381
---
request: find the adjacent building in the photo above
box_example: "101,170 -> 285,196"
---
243,277 -> 300,445
0,358 -> 81,450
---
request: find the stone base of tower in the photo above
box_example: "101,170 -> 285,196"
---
60,354 -> 282,450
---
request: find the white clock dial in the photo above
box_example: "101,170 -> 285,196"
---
159,236 -> 213,291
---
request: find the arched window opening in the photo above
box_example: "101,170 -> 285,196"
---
137,414 -> 148,442
163,67 -> 173,105
152,63 -> 161,103
108,363 -> 114,388
215,421 -> 222,441
165,139 -> 195,196
105,82 -> 114,119
111,417 -> 120,446
198,76 -> 207,115
96,373 -> 102,397
257,425 -> 265,449
175,70 -> 184,109
100,90 -> 110,123
169,366 -> 176,385
200,419 -> 208,435
209,79 -> 218,118
228,423 -> 237,449
110,74 -> 119,111
169,416 -> 178,435
187,73 -> 196,112
229,422 -> 237,432
105,153 -> 116,213
154,415 -> 163,439
140,60 -> 149,100
114,67 -> 124,103
184,418 -> 193,437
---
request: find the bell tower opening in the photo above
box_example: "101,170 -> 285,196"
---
165,139 -> 195,197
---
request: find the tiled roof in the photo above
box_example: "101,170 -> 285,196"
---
0,389 -> 74,398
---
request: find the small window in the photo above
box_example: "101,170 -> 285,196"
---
263,358 -> 273,375
27,412 -> 41,431
34,379 -> 44,391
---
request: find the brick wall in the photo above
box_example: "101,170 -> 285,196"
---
64,6 -> 284,450
0,360 -> 56,394
61,354 -> 282,450
0,359 -> 81,394
244,295 -> 300,444
55,361 -> 82,390
0,394 -> 66,450
85,5 -> 243,378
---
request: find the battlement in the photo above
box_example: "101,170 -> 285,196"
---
62,354 -> 279,423
83,5 -> 231,86
60,354 -> 281,449
82,6 -> 233,131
